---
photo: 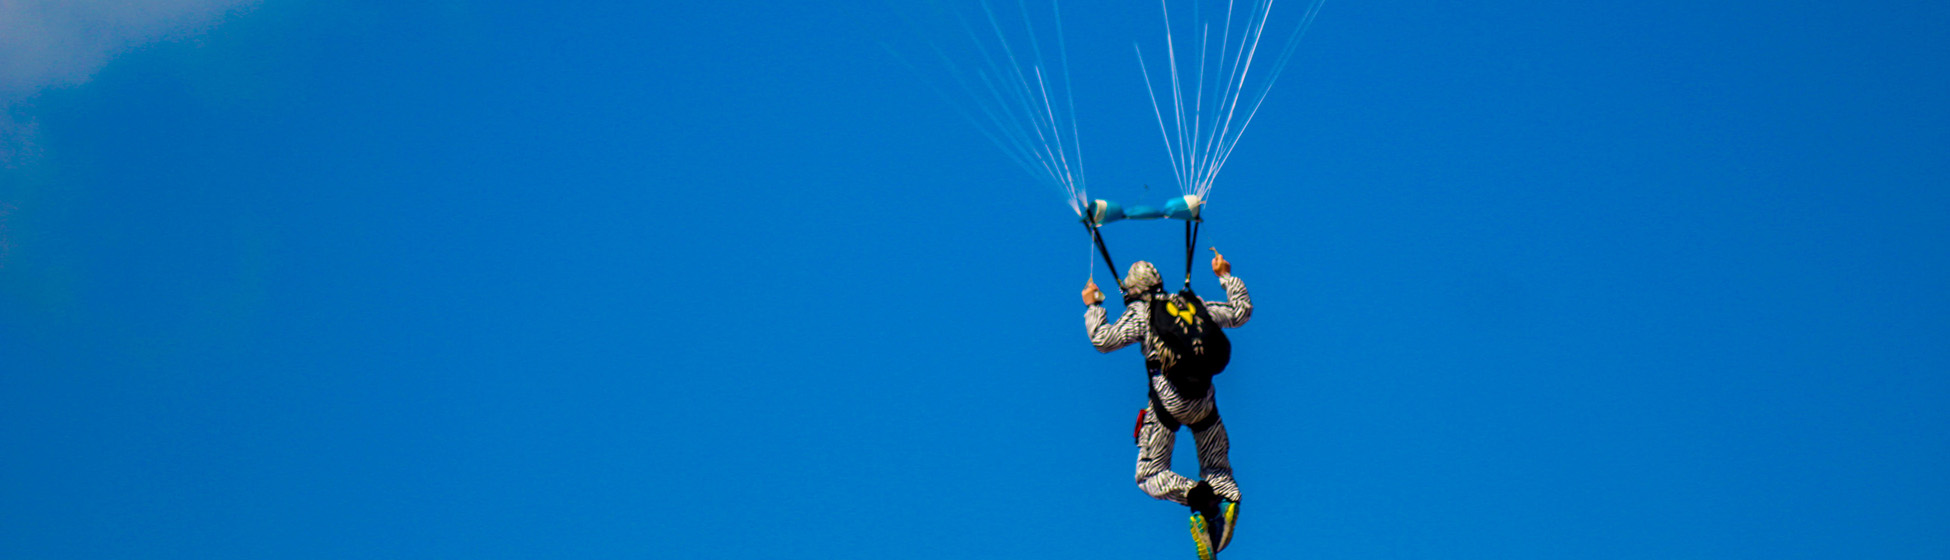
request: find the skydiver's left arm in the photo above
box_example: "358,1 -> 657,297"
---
1086,302 -> 1146,353
1083,279 -> 1143,352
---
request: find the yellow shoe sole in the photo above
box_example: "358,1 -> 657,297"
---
1191,514 -> 1217,560
1216,501 -> 1238,551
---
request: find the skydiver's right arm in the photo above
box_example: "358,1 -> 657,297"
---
1204,275 -> 1252,328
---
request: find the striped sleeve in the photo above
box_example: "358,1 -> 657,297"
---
1085,300 -> 1147,353
1204,275 -> 1252,328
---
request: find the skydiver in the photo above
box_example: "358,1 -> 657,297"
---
1082,252 -> 1252,559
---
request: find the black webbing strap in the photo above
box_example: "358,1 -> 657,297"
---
1147,378 -> 1220,433
1183,220 -> 1201,289
1085,221 -> 1122,290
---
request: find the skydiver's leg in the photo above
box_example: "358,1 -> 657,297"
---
1187,404 -> 1241,554
1136,405 -> 1197,505
1189,413 -> 1240,503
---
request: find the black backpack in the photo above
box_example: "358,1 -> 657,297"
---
1147,288 -> 1231,380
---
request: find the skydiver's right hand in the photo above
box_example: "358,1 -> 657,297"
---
1082,280 -> 1105,306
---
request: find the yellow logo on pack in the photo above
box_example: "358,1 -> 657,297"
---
1166,301 -> 1198,326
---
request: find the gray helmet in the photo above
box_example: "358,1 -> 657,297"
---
1122,261 -> 1162,295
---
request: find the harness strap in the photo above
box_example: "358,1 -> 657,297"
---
1147,379 -> 1220,433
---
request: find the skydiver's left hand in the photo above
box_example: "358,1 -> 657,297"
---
1082,280 -> 1105,305
1211,248 -> 1232,277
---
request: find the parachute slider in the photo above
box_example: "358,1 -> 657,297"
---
1124,205 -> 1165,220
1081,194 -> 1204,226
1163,194 -> 1203,221
1083,199 -> 1125,226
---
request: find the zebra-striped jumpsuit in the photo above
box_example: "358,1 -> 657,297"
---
1085,274 -> 1252,505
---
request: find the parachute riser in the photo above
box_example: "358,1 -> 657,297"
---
1184,220 -> 1200,290
1084,221 -> 1123,291
1079,194 -> 1204,293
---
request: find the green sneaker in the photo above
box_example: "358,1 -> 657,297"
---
1186,481 -> 1229,557
1215,500 -> 1239,552
1190,512 -> 1217,560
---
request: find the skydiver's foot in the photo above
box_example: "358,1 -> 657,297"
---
1185,481 -> 1227,553
1199,507 -> 1226,555
1190,512 -> 1217,560
1214,500 -> 1238,552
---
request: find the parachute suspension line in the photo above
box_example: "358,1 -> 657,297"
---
1162,0 -> 1193,197
1138,0 -> 1327,204
942,13 -> 1070,206
1044,0 -> 1089,212
936,0 -> 1085,215
969,69 -> 1063,190
1200,0 -> 1327,200
1195,0 -> 1243,200
1185,21 -> 1201,186
1136,45 -> 1186,193
1006,0 -> 1081,208
981,1 -> 1072,199
956,7 -> 1057,177
1031,66 -> 1076,199
1195,0 -> 1272,201
1194,0 -> 1264,200
1017,0 -> 1090,213
895,35 -> 1054,197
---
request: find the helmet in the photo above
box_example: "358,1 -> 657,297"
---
1122,261 -> 1162,295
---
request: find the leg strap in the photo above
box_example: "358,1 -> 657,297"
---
1149,383 -> 1221,433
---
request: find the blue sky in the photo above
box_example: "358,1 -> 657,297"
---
2,1 -> 1946,558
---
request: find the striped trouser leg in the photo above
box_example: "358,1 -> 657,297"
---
1135,403 -> 1197,505
1190,414 -> 1240,502
1136,374 -> 1243,504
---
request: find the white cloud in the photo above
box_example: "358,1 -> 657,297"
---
0,0 -> 258,99
0,0 -> 257,165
